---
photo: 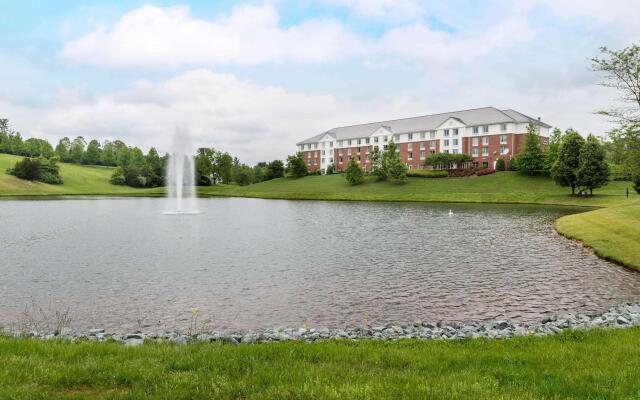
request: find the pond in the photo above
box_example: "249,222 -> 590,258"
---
1,197 -> 639,332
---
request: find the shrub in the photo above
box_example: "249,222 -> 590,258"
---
8,157 -> 41,181
406,170 -> 449,178
345,157 -> 364,185
8,156 -> 63,184
326,164 -> 335,174
495,158 -> 506,171
633,172 -> 640,194
110,167 -> 126,185
448,168 -> 495,177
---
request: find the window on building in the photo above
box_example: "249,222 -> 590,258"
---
500,146 -> 507,155
384,136 -> 388,142
482,161 -> 488,168
482,147 -> 489,156
339,157 -> 343,163
483,136 -> 489,145
420,151 -> 426,160
420,142 -> 426,150
408,133 -> 413,140
420,132 -> 425,139
452,149 -> 459,154
430,131 -> 436,139
472,147 -> 479,156
321,158 -> 325,163
501,123 -> 507,131
472,126 -> 479,134
383,145 -> 388,150
357,155 -> 361,161
408,151 -> 413,160
374,137 -> 379,143
444,129 -> 450,137
453,128 -> 459,136
394,135 -> 399,142
338,140 -> 343,147
365,138 -> 370,144
500,135 -> 507,144
347,149 -> 352,155
452,139 -> 458,146
431,140 -> 437,147
444,150 -> 449,154
444,139 -> 449,146
483,125 -> 489,133
472,137 -> 479,146
357,139 -> 361,145
330,158 -> 333,163
348,139 -> 352,146
322,142 -> 325,148
322,150 -> 325,155
330,141 -> 333,147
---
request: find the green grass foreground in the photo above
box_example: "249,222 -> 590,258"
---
2,329 -> 640,399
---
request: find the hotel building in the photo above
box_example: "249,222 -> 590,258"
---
296,107 -> 551,173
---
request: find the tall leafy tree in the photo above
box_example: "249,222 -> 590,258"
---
101,141 -> 117,166
384,141 -> 407,182
551,129 -> 585,195
84,139 -> 102,165
591,44 -> 640,123
55,137 -> 71,162
370,146 -> 385,179
286,152 -> 308,178
266,160 -> 284,180
345,157 -> 364,185
517,123 -> 545,175
576,135 -> 609,195
70,136 -> 86,164
544,128 -> 563,172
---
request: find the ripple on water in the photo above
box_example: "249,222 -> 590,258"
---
0,198 -> 639,332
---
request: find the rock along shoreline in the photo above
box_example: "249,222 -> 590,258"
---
5,302 -> 640,347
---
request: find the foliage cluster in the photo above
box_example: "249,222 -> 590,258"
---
7,156 -> 62,184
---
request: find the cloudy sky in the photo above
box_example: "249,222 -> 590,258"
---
1,0 -> 638,163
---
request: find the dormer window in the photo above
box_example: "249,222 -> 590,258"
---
444,129 -> 450,137
472,127 -> 479,134
408,133 -> 413,140
483,125 -> 489,133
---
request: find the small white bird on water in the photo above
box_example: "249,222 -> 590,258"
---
448,209 -> 454,216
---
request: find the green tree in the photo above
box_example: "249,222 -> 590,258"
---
101,141 -> 117,166
286,152 -> 308,178
9,132 -> 24,155
551,129 -> 585,195
110,167 -> 126,185
266,160 -> 284,180
55,137 -> 71,162
384,141 -> 407,182
576,135 -> 609,195
544,128 -> 563,172
517,123 -> 545,175
70,136 -> 86,164
370,147 -> 385,179
84,139 -> 102,165
591,44 -> 640,123
344,157 -> 364,185
217,152 -> 234,183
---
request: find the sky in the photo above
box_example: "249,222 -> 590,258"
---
0,0 -> 638,163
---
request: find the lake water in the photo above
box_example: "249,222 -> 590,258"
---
1,197 -> 639,332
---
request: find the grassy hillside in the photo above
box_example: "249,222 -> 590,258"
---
201,172 -> 637,208
0,153 -> 161,196
2,328 -> 640,399
556,203 -> 640,269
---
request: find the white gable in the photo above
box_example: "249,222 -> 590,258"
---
370,126 -> 393,137
435,117 -> 467,130
319,134 -> 334,142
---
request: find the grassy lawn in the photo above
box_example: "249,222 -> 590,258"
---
2,328 -> 640,399
0,153 -> 162,197
556,203 -> 640,269
200,172 -> 637,207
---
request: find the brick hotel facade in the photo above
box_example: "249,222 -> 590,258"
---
296,107 -> 551,173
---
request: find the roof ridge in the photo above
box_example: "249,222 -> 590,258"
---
325,106 -> 498,132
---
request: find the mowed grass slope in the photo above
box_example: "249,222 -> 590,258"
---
202,172 -> 637,208
556,203 -> 640,269
0,153 -> 162,196
2,328 -> 640,399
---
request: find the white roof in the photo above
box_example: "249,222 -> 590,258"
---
297,106 -> 550,145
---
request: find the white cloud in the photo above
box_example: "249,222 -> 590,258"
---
323,0 -> 425,22
61,4 -> 367,68
2,70 -> 416,163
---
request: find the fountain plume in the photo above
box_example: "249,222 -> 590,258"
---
164,126 -> 199,214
